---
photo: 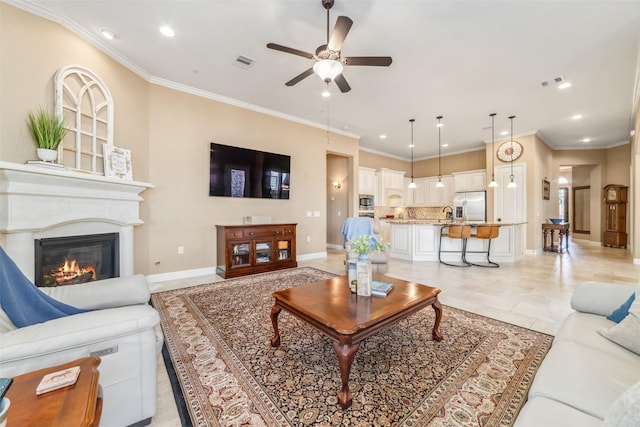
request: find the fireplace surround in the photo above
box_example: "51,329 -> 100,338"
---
0,162 -> 152,281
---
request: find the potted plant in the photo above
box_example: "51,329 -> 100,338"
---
27,107 -> 68,162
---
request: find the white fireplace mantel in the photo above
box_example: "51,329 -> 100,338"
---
0,161 -> 153,280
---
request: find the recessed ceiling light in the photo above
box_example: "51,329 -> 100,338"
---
500,130 -> 508,136
159,26 -> 175,37
436,123 -> 444,128
572,114 -> 583,120
100,28 -> 117,40
442,144 -> 449,147
321,88 -> 331,98
379,134 -> 387,139
581,138 -> 591,143
408,143 -> 414,148
558,82 -> 572,89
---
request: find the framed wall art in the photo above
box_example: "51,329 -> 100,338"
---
103,144 -> 132,180
542,179 -> 550,200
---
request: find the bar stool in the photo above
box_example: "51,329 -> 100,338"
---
466,225 -> 500,268
439,225 -> 472,267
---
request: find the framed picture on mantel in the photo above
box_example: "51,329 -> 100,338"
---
542,179 -> 550,200
103,144 -> 132,180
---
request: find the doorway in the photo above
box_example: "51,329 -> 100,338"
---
326,154 -> 350,248
559,187 -> 569,222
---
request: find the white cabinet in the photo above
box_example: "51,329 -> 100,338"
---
358,167 -> 378,198
453,170 -> 487,192
378,168 -> 406,207
379,168 -> 405,190
411,178 -> 429,206
404,178 -> 414,207
389,223 -> 413,260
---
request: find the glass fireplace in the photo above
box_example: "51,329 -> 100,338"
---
34,233 -> 119,287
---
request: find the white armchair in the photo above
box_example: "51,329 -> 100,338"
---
0,275 -> 163,427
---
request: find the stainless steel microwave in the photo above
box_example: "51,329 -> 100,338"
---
359,195 -> 374,208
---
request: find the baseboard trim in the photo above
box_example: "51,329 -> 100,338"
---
297,251 -> 327,261
147,252 -> 329,283
147,267 -> 216,283
326,243 -> 344,250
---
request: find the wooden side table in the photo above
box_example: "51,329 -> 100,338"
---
542,222 -> 570,253
5,357 -> 102,427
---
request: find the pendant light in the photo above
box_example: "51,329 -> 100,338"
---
507,115 -> 517,188
488,113 -> 498,188
435,116 -> 444,188
408,119 -> 417,189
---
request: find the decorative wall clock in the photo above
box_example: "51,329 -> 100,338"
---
497,140 -> 523,162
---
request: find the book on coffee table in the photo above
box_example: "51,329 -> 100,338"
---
371,280 -> 394,297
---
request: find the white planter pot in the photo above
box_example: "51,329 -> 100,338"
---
36,148 -> 58,162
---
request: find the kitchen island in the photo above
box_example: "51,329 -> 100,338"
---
388,220 -> 525,263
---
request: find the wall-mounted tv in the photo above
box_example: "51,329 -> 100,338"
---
209,143 -> 290,199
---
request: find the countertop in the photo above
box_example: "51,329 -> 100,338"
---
384,219 -> 526,226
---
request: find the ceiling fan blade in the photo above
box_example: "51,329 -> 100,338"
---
267,43 -> 314,59
285,68 -> 315,86
334,73 -> 351,93
344,56 -> 393,66
327,16 -> 353,51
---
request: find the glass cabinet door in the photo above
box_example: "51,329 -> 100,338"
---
606,205 -> 616,231
254,241 -> 272,263
229,243 -> 250,267
276,239 -> 292,261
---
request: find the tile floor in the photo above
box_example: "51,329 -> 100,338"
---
148,238 -> 640,426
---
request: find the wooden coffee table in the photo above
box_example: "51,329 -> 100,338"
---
270,274 -> 443,409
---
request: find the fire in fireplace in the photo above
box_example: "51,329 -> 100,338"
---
34,233 -> 119,287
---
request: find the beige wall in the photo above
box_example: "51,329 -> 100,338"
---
326,154 -> 350,246
359,148 -> 485,179
0,4 -> 359,275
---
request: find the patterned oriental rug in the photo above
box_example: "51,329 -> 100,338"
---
151,267 -> 553,426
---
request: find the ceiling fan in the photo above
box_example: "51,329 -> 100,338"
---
266,0 -> 392,93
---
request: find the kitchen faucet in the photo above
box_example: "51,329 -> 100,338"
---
443,206 -> 453,221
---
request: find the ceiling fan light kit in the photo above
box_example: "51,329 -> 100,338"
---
267,0 -> 392,93
313,59 -> 343,83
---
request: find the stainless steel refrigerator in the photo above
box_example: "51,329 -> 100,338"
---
453,191 -> 487,222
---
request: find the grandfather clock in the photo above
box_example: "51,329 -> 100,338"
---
603,184 -> 628,248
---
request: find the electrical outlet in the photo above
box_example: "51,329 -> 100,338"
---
306,211 -> 312,217
178,246 -> 184,255
306,236 -> 311,242
313,211 -> 320,217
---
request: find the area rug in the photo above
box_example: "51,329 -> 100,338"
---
151,267 -> 553,426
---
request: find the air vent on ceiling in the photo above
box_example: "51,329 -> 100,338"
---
540,75 -> 566,87
234,55 -> 255,69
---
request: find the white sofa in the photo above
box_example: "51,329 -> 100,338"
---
0,275 -> 164,427
515,281 -> 640,426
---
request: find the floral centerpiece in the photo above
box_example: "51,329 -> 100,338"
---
350,234 -> 387,258
350,235 -> 388,297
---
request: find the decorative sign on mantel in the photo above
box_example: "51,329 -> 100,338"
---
103,144 -> 133,180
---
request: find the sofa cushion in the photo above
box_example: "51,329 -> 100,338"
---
554,312 -> 640,364
598,292 -> 640,355
607,293 -> 635,323
603,380 -> 640,427
514,396 -> 602,427
528,341 -> 640,419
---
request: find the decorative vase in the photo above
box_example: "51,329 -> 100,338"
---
356,253 -> 372,296
36,148 -> 58,162
347,259 -> 357,293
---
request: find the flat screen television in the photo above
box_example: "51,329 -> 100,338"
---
209,143 -> 290,199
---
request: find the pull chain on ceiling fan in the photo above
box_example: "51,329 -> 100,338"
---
266,0 -> 392,93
